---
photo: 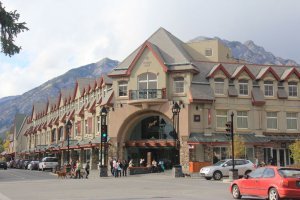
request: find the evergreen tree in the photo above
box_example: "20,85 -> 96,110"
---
0,1 -> 28,56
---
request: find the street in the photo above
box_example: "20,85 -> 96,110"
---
0,169 -> 254,200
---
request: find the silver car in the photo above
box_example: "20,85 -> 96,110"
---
199,159 -> 256,180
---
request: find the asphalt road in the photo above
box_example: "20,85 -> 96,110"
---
0,169 -> 256,200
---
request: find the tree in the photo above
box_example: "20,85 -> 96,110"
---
0,1 -> 28,56
228,135 -> 246,159
289,140 -> 300,164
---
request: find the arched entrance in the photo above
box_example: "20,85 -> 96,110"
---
120,112 -> 179,169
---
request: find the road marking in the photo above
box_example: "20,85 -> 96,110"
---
0,192 -> 11,200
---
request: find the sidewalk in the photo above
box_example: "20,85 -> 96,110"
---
87,169 -> 202,179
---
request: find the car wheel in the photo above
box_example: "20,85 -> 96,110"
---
213,171 -> 223,180
232,184 -> 242,199
205,177 -> 212,180
245,170 -> 251,175
268,188 -> 280,200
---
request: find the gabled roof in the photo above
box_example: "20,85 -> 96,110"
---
206,64 -> 231,78
231,65 -> 255,79
109,27 -> 193,76
280,67 -> 300,81
256,67 -> 280,81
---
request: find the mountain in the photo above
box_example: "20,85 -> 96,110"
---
190,37 -> 299,66
0,58 -> 119,138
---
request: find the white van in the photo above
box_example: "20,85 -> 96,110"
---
39,157 -> 58,171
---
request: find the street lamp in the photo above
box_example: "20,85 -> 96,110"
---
172,102 -> 181,149
159,118 -> 166,139
100,107 -> 108,177
65,120 -> 72,164
225,112 -> 238,180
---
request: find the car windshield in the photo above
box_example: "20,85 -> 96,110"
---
278,168 -> 300,178
213,160 -> 226,166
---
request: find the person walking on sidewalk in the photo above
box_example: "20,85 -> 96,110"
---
122,160 -> 128,176
85,161 -> 90,179
75,160 -> 82,179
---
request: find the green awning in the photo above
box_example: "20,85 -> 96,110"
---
188,133 -> 270,144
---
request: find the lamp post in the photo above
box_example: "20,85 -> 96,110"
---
226,112 -> 238,180
66,120 -> 72,164
172,102 -> 180,165
100,107 -> 108,177
159,118 -> 166,139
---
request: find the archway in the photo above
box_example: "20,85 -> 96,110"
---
117,110 -> 179,169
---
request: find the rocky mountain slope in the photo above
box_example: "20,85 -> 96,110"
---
0,58 -> 118,138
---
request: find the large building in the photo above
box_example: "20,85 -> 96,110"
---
10,28 -> 299,172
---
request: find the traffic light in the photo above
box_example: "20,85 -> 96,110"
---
101,125 -> 107,142
225,121 -> 232,133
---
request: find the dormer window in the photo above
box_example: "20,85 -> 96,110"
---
239,79 -> 249,96
264,80 -> 274,96
174,77 -> 184,94
118,81 -> 128,97
288,82 -> 297,97
214,78 -> 224,95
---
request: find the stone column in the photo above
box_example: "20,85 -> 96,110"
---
180,136 -> 189,173
108,137 -> 118,160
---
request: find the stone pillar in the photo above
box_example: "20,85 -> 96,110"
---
147,152 -> 152,167
108,137 -> 118,160
180,136 -> 189,173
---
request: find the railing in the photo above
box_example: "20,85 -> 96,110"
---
129,88 -> 166,100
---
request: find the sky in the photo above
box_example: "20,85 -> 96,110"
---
0,0 -> 300,99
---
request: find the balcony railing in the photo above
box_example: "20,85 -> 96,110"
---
129,88 -> 166,100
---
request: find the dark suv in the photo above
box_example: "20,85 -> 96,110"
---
0,161 -> 8,170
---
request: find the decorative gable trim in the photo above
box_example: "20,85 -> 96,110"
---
256,67 -> 280,81
126,41 -> 168,76
206,64 -> 231,79
281,67 -> 300,81
232,65 -> 255,80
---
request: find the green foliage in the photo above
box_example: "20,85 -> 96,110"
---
0,1 -> 28,56
228,135 -> 246,159
289,140 -> 300,164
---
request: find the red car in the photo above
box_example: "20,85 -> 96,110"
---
230,166 -> 300,200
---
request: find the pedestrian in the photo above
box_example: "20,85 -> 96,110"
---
151,159 -> 157,173
129,159 -> 134,167
117,160 -> 122,177
268,157 -> 275,166
119,160 -> 123,177
85,161 -> 90,179
113,160 -> 119,178
110,158 -> 114,176
122,160 -> 128,176
75,160 -> 82,179
255,157 -> 259,167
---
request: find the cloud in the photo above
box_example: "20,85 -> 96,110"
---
1,0 -> 300,98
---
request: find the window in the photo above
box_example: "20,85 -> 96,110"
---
263,168 -> 275,178
287,112 -> 297,130
205,48 -> 213,56
97,116 -> 100,134
267,112 -> 277,129
216,110 -> 227,128
214,78 -> 224,95
237,111 -> 248,129
137,72 -> 157,99
174,77 -> 184,93
51,129 -> 56,142
264,80 -> 274,96
239,79 -> 248,95
288,82 -> 297,97
85,119 -> 88,134
249,167 -> 265,178
118,81 -> 128,97
58,127 -> 63,141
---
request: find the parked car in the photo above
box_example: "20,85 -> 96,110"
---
0,161 -> 7,170
15,159 -> 23,169
27,161 -> 39,170
200,159 -> 256,180
21,160 -> 31,169
7,160 -> 15,168
230,166 -> 300,200
39,157 -> 58,171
